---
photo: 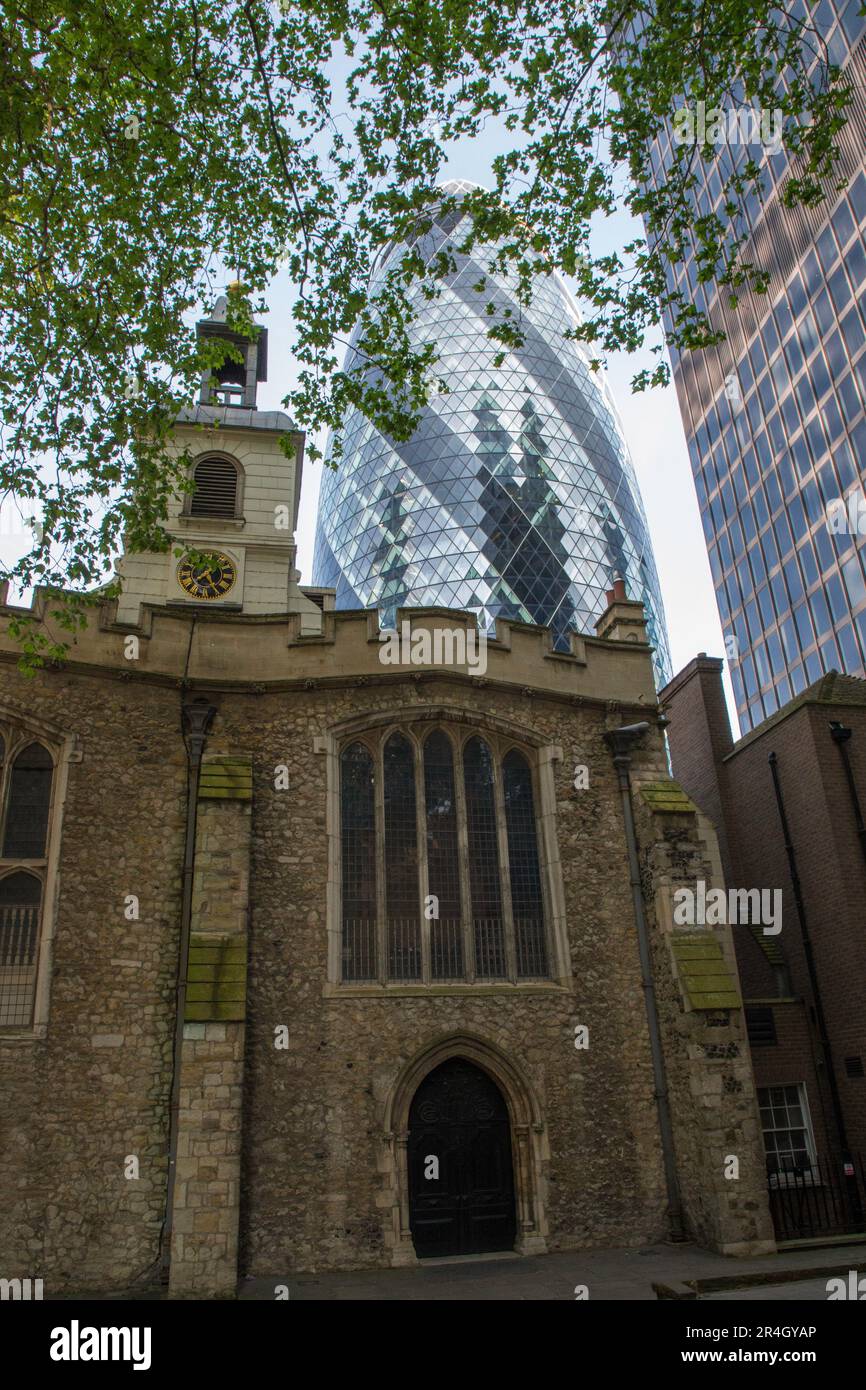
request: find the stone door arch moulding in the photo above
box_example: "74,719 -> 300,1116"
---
381,1032 -> 549,1266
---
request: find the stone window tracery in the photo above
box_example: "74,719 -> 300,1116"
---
338,724 -> 551,985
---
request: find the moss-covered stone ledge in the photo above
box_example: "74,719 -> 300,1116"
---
185,934 -> 247,1022
670,931 -> 741,1011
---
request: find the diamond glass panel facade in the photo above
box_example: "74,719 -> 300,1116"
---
313,180 -> 671,687
644,5 -> 866,730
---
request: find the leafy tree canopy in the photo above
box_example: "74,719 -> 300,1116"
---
0,0 -> 854,662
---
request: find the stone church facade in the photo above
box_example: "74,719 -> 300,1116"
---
0,314 -> 775,1296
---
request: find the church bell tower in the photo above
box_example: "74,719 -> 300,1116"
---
115,293 -> 324,631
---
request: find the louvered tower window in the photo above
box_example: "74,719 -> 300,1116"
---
189,456 -> 240,517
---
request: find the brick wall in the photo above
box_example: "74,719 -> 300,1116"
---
663,662 -> 866,1168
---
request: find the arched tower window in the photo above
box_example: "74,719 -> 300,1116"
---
383,733 -> 420,981
340,742 -> 377,981
3,742 -> 53,859
188,455 -> 240,518
503,750 -> 548,979
213,353 -> 246,405
423,731 -> 463,980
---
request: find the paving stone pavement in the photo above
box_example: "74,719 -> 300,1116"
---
704,1278 -> 835,1301
237,1240 -> 866,1301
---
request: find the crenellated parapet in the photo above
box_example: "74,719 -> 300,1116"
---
0,588 -> 660,713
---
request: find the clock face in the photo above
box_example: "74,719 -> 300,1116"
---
177,552 -> 237,601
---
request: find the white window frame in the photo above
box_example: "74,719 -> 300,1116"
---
759,1082 -> 820,1189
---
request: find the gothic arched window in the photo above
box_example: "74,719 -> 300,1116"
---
463,736 -> 506,979
340,742 -> 377,981
423,730 -> 462,980
188,455 -> 241,518
0,732 -> 58,1029
503,750 -> 548,978
0,871 -> 42,1027
338,724 -> 550,985
384,733 -> 420,981
3,742 -> 53,858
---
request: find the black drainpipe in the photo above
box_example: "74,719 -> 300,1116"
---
159,696 -> 217,1284
767,750 -> 862,1225
828,722 -> 866,877
605,722 -> 686,1243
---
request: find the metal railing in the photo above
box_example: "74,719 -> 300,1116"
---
341,918 -> 377,982
341,914 -> 548,983
387,917 -> 422,982
767,1152 -> 866,1241
473,917 -> 507,979
0,904 -> 39,1027
515,917 -> 548,978
430,918 -> 464,981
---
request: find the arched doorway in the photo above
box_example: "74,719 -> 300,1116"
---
407,1058 -> 517,1258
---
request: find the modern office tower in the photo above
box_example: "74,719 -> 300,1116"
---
313,179 -> 672,687
646,4 -> 866,731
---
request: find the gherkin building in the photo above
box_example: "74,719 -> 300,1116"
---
312,179 -> 672,687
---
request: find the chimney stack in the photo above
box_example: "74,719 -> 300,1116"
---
595,573 -> 648,647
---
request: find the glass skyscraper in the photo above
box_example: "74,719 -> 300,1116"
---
313,179 -> 672,687
647,4 -> 866,730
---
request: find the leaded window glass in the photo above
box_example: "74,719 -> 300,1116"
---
384,734 -> 421,981
463,736 -> 506,979
340,742 -> 377,981
0,733 -> 57,1029
338,725 -> 550,986
3,743 -> 53,859
0,871 -> 41,1027
423,731 -> 463,981
502,751 -> 548,979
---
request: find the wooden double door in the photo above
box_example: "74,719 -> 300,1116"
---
407,1058 -> 516,1258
